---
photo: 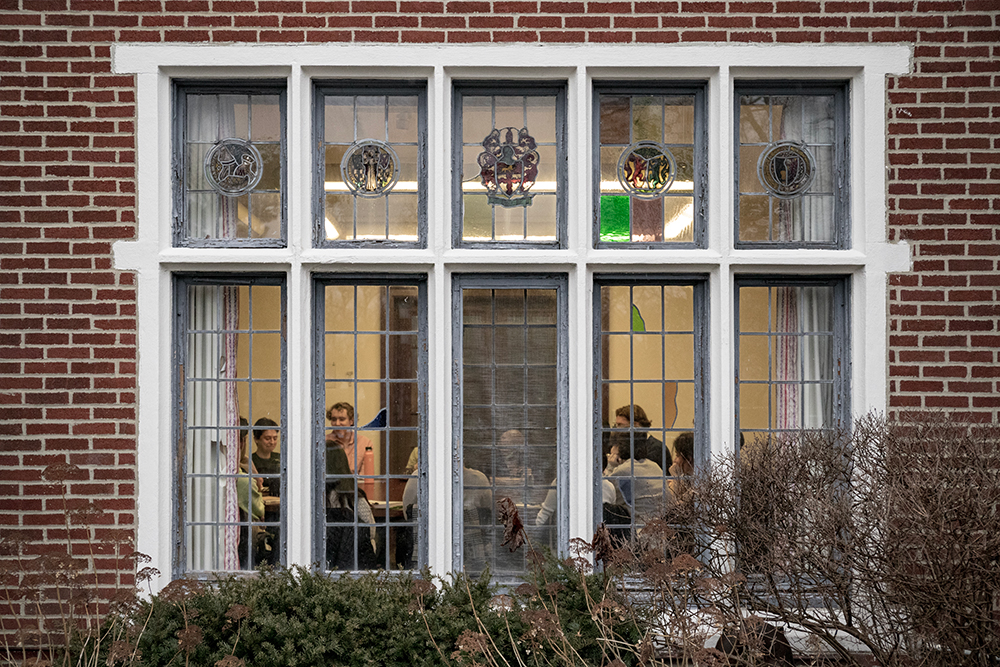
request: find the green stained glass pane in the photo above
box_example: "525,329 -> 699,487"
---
599,195 -> 630,242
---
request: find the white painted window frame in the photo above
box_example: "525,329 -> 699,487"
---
112,43 -> 911,590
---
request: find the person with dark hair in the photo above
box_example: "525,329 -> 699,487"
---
251,417 -> 280,497
236,416 -> 276,569
614,404 -> 671,472
669,431 -> 695,504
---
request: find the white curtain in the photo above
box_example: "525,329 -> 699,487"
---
776,96 -> 835,243
186,285 -> 240,571
775,286 -> 833,431
187,94 -> 243,240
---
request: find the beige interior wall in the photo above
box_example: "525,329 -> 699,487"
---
321,285 -> 385,475
235,284 -> 284,455
605,285 -> 696,443
737,286 -> 773,433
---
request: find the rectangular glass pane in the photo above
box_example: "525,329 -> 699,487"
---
178,87 -> 285,247
179,278 -> 285,573
460,286 -> 562,579
596,90 -> 699,246
598,282 -> 700,544
321,280 -> 423,571
459,87 -> 563,245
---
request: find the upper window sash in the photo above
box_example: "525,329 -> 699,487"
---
733,80 -> 850,249
172,80 -> 287,248
312,81 -> 428,248
452,81 -> 568,249
592,82 -> 708,249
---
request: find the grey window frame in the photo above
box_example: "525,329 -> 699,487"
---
592,82 -> 708,250
312,81 -> 428,249
451,273 -> 569,581
733,275 -> 852,450
172,80 -> 288,248
311,273 -> 428,572
171,272 -> 288,578
451,81 -> 568,250
733,80 -> 850,250
591,275 -> 710,534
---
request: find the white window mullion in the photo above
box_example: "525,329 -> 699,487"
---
426,65 -> 452,575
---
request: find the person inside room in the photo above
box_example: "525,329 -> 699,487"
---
251,417 -> 281,498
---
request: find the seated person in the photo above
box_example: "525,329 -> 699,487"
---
669,431 -> 695,504
236,458 -> 276,569
251,417 -> 280,498
536,443 -> 617,526
405,446 -> 419,474
615,404 -> 672,473
326,401 -> 372,474
324,437 -> 378,570
607,432 -> 667,522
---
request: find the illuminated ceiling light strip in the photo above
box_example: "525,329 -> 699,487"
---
323,180 -> 695,192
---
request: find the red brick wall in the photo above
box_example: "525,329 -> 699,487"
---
0,0 -> 997,642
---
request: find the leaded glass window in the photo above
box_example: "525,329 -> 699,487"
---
453,83 -> 566,247
314,83 -> 427,246
173,275 -> 286,575
595,278 -> 706,542
594,84 -> 706,247
315,277 -> 425,571
454,276 -> 566,581
735,277 -> 850,446
735,81 -> 849,248
173,82 -> 286,247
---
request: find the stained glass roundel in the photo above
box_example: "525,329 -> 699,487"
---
204,138 -> 263,197
340,139 -> 400,198
616,141 -> 677,200
756,141 -> 817,199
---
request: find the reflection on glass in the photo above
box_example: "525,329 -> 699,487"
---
321,281 -> 422,571
461,288 -> 560,578
182,281 -> 284,572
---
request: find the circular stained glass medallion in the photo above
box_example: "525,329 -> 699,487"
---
616,141 -> 677,200
204,138 -> 263,197
757,141 -> 816,199
340,139 -> 400,198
